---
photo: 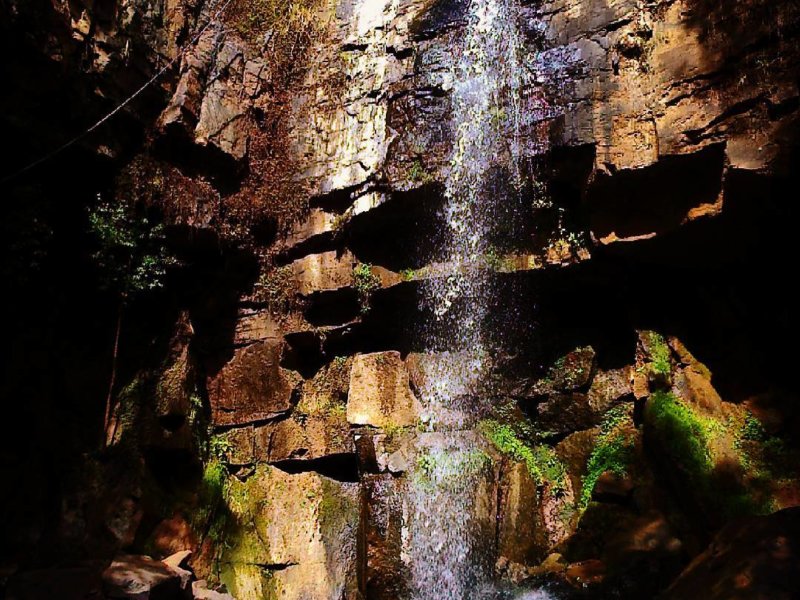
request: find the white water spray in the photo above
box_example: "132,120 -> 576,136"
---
405,1 -> 543,599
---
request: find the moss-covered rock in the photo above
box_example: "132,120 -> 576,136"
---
214,465 -> 360,600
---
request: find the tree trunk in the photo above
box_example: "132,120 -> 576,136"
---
103,302 -> 123,446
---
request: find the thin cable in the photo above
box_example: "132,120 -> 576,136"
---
1,0 -> 235,185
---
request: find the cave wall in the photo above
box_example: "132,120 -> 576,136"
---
1,0 -> 799,598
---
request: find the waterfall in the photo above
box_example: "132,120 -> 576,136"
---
404,1 -> 552,599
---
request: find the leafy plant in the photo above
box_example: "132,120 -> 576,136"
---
210,435 -> 235,462
89,195 -> 176,444
643,331 -> 671,377
400,268 -> 416,281
647,391 -> 712,486
481,419 -> 568,494
408,158 -> 434,184
353,263 -> 380,314
580,406 -> 635,508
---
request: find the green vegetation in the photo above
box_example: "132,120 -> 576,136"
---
210,435 -> 234,461
647,391 -> 772,518
484,247 -> 514,272
549,347 -> 593,390
353,263 -> 380,314
741,411 -> 767,441
735,411 -> 795,483
194,459 -> 230,545
89,196 -> 175,442
642,331 -> 671,377
88,197 -> 174,297
580,405 -> 635,508
413,447 -> 492,490
480,420 -> 568,494
400,268 -> 417,281
257,265 -> 294,313
408,158 -> 434,184
647,391 -> 712,486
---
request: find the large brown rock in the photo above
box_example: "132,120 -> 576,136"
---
347,351 -> 421,428
101,554 -> 190,599
498,462 -> 575,566
291,250 -> 357,296
206,340 -> 302,427
219,466 -> 360,600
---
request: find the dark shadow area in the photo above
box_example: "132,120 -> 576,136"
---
347,184 -> 446,270
271,453 -> 361,483
586,144 -> 726,243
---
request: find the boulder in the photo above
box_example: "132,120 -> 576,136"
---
498,462 -> 575,566
102,554 -> 190,599
218,465 -> 360,600
206,340 -> 302,427
291,250 -> 356,296
549,346 -> 596,392
347,352 -> 421,428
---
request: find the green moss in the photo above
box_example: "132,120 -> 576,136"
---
580,406 -> 636,509
735,411 -> 796,484
647,392 -> 771,519
648,391 -> 712,485
400,268 -> 417,281
353,263 -> 380,314
643,331 -> 671,376
581,431 -> 634,509
480,420 -> 567,493
408,159 -> 434,184
412,448 -> 492,491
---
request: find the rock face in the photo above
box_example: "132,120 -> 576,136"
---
347,352 -> 421,428
1,0 -> 799,599
102,554 -> 191,599
206,340 -> 302,427
217,466 -> 360,600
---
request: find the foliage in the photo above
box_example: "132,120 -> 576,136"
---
353,263 -> 380,314
643,331 -> 671,377
210,435 -> 234,462
88,196 -> 174,301
256,265 -> 295,313
484,246 -> 513,272
741,411 -> 768,441
647,391 -> 771,518
647,391 -> 712,486
413,447 -> 492,491
400,268 -> 417,281
580,405 -> 635,508
408,158 -> 434,184
481,419 -> 567,493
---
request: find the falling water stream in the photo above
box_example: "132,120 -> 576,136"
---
405,1 -> 554,598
